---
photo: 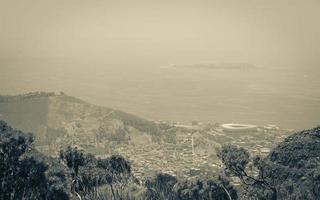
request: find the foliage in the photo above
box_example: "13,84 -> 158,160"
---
45,158 -> 72,200
59,145 -> 134,200
217,127 -> 320,200
143,173 -> 236,200
96,155 -> 133,199
144,173 -> 178,200
59,146 -> 87,177
0,120 -> 71,200
174,176 -> 237,200
265,126 -> 320,199
217,145 -> 250,177
217,144 -> 277,200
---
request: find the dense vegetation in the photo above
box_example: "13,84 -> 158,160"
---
217,126 -> 320,199
0,120 -> 70,200
0,120 -> 235,200
1,120 -> 320,200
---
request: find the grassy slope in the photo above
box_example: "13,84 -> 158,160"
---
0,93 -> 159,145
0,97 -> 49,135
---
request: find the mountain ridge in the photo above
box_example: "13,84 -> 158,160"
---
0,92 -> 160,154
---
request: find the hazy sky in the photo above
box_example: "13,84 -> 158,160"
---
1,0 -> 320,67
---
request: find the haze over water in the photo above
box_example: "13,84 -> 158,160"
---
1,60 -> 319,130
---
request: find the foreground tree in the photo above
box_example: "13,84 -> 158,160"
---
97,155 -> 133,200
0,121 -> 33,199
217,144 -> 277,199
174,176 -> 237,200
59,146 -> 134,200
59,146 -> 92,199
59,146 -> 87,178
218,126 -> 320,200
144,173 -> 178,200
0,120 -> 71,200
144,172 -> 237,200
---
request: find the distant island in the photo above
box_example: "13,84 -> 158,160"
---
160,63 -> 257,70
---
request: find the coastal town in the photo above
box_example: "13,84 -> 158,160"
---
35,117 -> 293,182
108,121 -> 293,182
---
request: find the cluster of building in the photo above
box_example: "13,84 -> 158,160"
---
110,122 -> 292,181
37,120 -> 293,182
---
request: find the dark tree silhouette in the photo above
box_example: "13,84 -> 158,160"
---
59,146 -> 89,199
217,144 -> 277,199
217,128 -> 320,200
0,120 -> 71,200
173,176 -> 237,200
144,173 -> 178,200
60,146 -> 87,177
97,155 -> 132,200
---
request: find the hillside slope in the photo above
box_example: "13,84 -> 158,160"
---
0,92 -> 159,154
